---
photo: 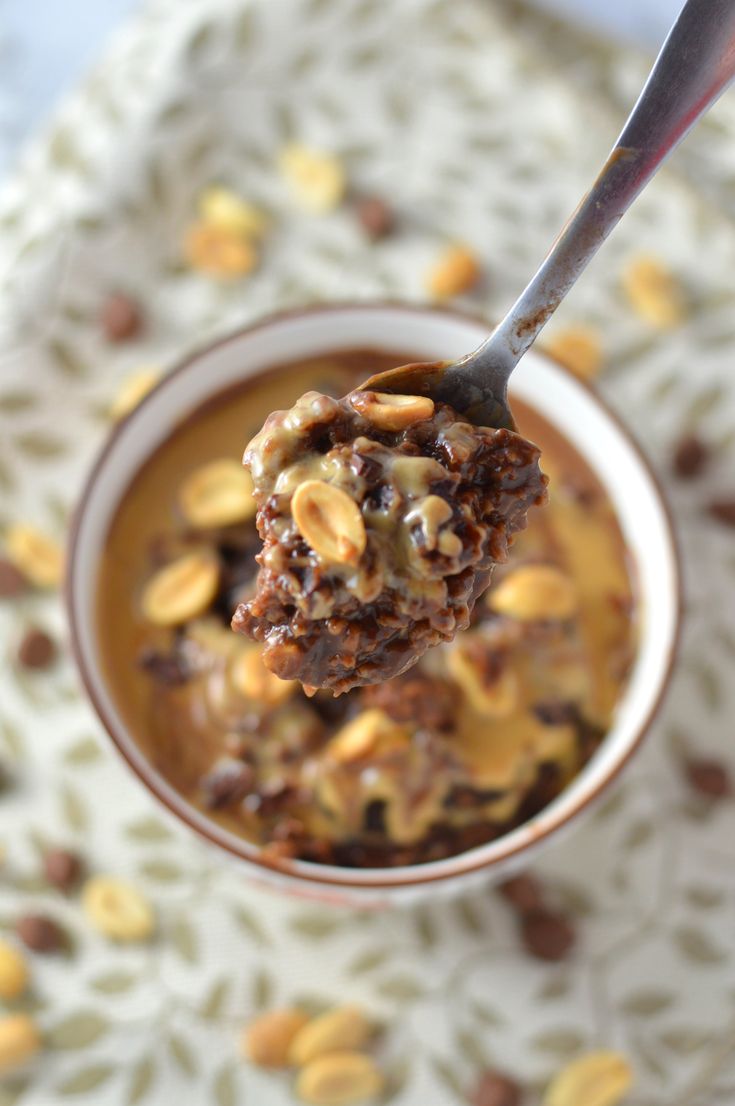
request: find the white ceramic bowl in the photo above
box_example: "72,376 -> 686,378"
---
67,304 -> 681,908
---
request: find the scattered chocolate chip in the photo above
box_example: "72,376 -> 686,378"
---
708,498 -> 735,527
43,847 -> 84,892
16,914 -> 65,953
471,1069 -> 522,1106
520,907 -> 575,961
201,759 -> 255,809
672,433 -> 709,479
355,196 -> 395,240
498,871 -> 545,913
685,756 -> 731,800
101,291 -> 143,343
17,628 -> 56,670
0,558 -> 27,599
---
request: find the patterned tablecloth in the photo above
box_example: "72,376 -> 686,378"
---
0,1 -> 734,1103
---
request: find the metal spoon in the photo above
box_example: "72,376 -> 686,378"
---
362,0 -> 735,429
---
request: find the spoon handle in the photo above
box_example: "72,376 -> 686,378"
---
467,0 -> 735,384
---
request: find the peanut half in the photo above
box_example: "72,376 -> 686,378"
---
0,940 -> 29,1001
198,186 -> 269,238
184,221 -> 258,279
0,1014 -> 40,1075
327,710 -> 406,765
292,480 -> 366,567
230,647 -> 296,707
244,1008 -> 310,1069
279,145 -> 346,213
179,458 -> 256,529
296,1051 -> 383,1106
545,326 -> 603,381
544,1050 -> 633,1106
110,367 -> 161,421
141,551 -> 220,626
289,1005 -> 371,1066
488,564 -> 577,622
82,876 -> 154,942
349,391 -> 434,432
4,523 -> 64,589
426,244 -> 482,299
621,254 -> 685,329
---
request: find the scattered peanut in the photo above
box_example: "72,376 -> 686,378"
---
544,1051 -> 633,1106
426,244 -> 482,299
292,480 -> 366,566
0,1014 -> 40,1074
244,1008 -> 310,1069
349,391 -> 434,431
198,186 -> 268,238
0,940 -> 29,1001
328,710 -> 408,764
141,550 -> 220,627
179,458 -> 256,529
230,647 -> 296,707
110,367 -> 161,421
621,255 -> 685,328
184,221 -> 258,279
448,645 -> 519,718
4,523 -> 64,589
290,1006 -> 371,1066
488,564 -> 577,622
82,876 -> 154,942
545,326 -> 603,381
279,145 -> 346,213
295,1051 -> 384,1106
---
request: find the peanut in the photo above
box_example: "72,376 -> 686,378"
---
621,255 -> 685,328
244,1007 -> 310,1069
426,244 -> 482,299
110,367 -> 161,421
279,145 -> 346,213
4,523 -> 64,589
448,644 -> 519,718
545,326 -> 603,381
292,480 -> 366,566
295,1052 -> 383,1106
349,391 -> 434,431
0,941 -> 29,1000
179,458 -> 256,529
184,221 -> 258,279
544,1051 -> 633,1106
141,550 -> 220,626
289,1006 -> 371,1067
198,186 -> 268,237
82,876 -> 154,942
327,710 -> 404,764
0,1014 -> 40,1074
488,564 -> 577,622
230,647 -> 296,707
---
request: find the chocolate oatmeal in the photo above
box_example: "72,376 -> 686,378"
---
96,348 -> 637,868
233,389 -> 547,693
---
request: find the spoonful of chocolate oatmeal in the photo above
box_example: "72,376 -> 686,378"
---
234,0 -> 735,693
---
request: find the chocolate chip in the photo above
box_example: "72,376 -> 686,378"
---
16,914 -> 65,953
355,196 -> 395,240
672,433 -> 709,479
101,291 -> 143,342
17,628 -> 56,670
138,646 -> 190,687
520,907 -> 575,961
471,1070 -> 522,1106
43,847 -> 84,892
708,498 -> 735,527
685,756 -> 731,799
201,759 -> 255,809
0,558 -> 27,599
498,871 -> 545,913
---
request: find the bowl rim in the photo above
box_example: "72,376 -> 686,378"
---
65,301 -> 684,890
